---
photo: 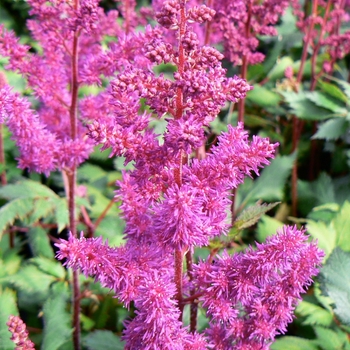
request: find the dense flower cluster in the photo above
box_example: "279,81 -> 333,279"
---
0,0 -> 150,173
1,0 -> 325,349
7,315 -> 35,350
194,226 -> 323,348
57,226 -> 323,348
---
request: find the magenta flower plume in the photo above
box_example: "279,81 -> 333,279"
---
56,233 -> 173,308
0,85 -> 59,174
0,0 -> 153,175
194,226 -> 324,349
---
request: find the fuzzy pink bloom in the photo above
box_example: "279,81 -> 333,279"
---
194,226 -> 324,349
0,85 -> 59,174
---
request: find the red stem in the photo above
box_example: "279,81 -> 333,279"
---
0,124 -> 12,247
69,1 -> 81,348
291,0 -> 318,217
296,1 -> 318,84
175,249 -> 184,319
309,2 -> 332,181
124,0 -> 131,35
173,5 -> 188,321
204,0 -> 213,45
237,2 -> 252,124
0,124 -> 6,186
232,3 -> 252,221
310,1 -> 331,91
185,251 -> 197,332
94,198 -> 115,231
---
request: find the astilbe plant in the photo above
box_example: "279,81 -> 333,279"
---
0,0 -> 325,349
61,1 -> 322,349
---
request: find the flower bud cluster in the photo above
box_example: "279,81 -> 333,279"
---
145,38 -> 174,64
7,315 -> 35,350
213,0 -> 290,65
155,0 -> 181,29
187,5 -> 216,24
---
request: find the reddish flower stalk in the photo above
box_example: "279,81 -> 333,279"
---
0,73 -> 6,187
68,2 -> 81,347
237,2 -> 252,125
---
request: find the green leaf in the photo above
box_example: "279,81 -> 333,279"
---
80,314 -> 95,332
0,180 -> 58,200
306,220 -> 335,258
27,227 -> 55,259
4,264 -> 56,307
95,216 -> 125,247
267,56 -> 294,81
313,326 -> 349,350
307,206 -> 338,224
319,247 -> 350,326
312,119 -> 348,141
234,202 -> 280,230
113,156 -> 135,171
86,185 -> 118,219
55,198 -> 69,233
87,146 -> 110,161
28,197 -> 56,224
310,173 -> 336,206
0,288 -> 18,349
0,249 -> 21,278
84,330 -> 124,350
0,197 -> 35,240
317,80 -> 349,104
333,201 -> 350,252
334,176 -> 350,205
305,91 -> 348,115
239,153 -> 296,206
271,336 -> 319,350
280,91 -> 333,120
314,282 -> 335,313
246,85 -> 281,107
78,164 -> 107,183
256,215 -> 285,242
296,301 -> 333,327
326,76 -> 350,100
30,257 -> 66,279
41,284 -> 73,350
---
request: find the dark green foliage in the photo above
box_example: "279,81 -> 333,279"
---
84,330 -> 124,350
320,248 -> 350,327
